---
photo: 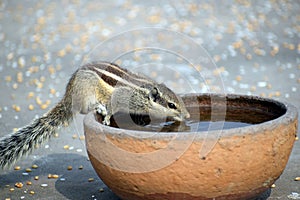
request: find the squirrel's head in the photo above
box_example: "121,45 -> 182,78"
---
147,84 -> 190,122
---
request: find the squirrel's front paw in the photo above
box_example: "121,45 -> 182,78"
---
95,104 -> 111,125
95,104 -> 107,116
103,115 -> 111,126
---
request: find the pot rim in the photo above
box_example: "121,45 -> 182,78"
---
83,93 -> 298,140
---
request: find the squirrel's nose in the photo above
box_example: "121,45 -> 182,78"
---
181,111 -> 191,119
177,112 -> 190,121
185,112 -> 190,119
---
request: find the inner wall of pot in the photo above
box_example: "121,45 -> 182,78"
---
184,94 -> 287,124
96,94 -> 287,132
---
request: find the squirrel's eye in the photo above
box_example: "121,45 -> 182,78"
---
168,103 -> 177,109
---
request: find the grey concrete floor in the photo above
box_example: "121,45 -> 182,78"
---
0,0 -> 299,199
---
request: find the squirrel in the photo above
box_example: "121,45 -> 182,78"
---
0,61 -> 190,168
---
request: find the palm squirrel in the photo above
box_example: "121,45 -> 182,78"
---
0,61 -> 190,168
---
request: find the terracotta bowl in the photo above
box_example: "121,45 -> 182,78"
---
83,94 -> 298,200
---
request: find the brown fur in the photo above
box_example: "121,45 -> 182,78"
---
0,61 -> 189,168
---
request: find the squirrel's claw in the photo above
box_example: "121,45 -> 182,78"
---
103,115 -> 111,126
95,104 -> 111,126
95,104 -> 107,116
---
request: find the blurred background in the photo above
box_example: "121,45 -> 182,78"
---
0,0 -> 299,199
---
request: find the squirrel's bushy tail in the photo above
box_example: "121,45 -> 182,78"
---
0,97 -> 73,168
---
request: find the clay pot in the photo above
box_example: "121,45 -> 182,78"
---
84,94 -> 298,200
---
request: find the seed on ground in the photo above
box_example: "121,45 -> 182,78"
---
41,184 -> 48,187
27,92 -> 35,99
295,177 -> 300,181
25,168 -> 32,172
13,128 -> 19,133
250,86 -> 256,92
51,174 -> 59,179
47,174 -> 55,179
67,166 -> 73,170
12,83 -> 18,89
5,76 -> 12,82
45,99 -> 51,105
99,188 -> 104,192
32,164 -> 38,169
246,53 -> 252,60
267,83 -> 272,89
17,72 -> 23,82
260,93 -> 266,97
26,181 -> 32,185
57,49 -> 66,57
15,182 -> 23,188
13,105 -> 21,112
48,65 -> 56,74
29,190 -> 35,195
40,76 -> 46,82
36,97 -> 42,105
14,166 -> 21,170
274,91 -> 281,97
236,75 -> 242,81
34,176 -> 39,180
63,121 -> 69,127
28,104 -> 34,110
79,135 -> 85,140
88,178 -> 95,182
7,52 -> 14,60
271,184 -> 276,188
50,88 -> 56,94
40,104 -> 49,110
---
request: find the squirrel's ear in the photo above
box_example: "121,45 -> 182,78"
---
149,87 -> 160,101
